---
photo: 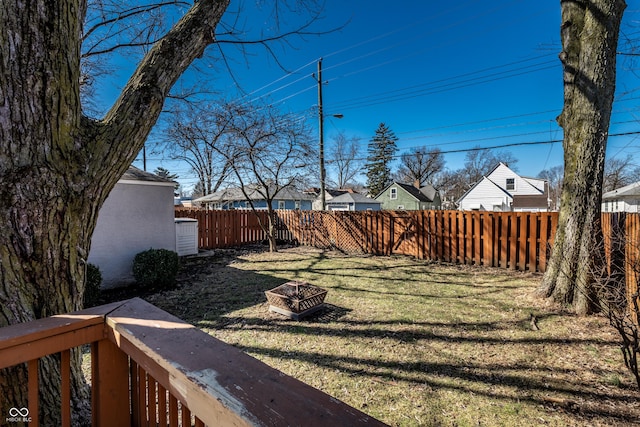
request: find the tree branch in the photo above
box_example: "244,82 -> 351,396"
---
96,0 -> 230,173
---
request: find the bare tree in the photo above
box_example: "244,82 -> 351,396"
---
603,154 -> 640,193
165,103 -> 236,195
394,146 -> 445,186
432,147 -> 518,206
213,104 -> 315,252
462,146 -> 519,184
432,170 -> 466,209
538,165 -> 564,211
539,0 -> 626,314
328,132 -> 363,189
0,0 -> 329,423
559,214 -> 640,387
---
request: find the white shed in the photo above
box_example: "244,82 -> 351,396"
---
88,166 -> 177,288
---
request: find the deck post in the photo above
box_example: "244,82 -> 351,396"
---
92,338 -> 131,427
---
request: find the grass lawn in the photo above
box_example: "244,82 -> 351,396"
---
134,246 -> 640,426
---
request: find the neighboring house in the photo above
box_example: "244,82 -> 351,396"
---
326,193 -> 382,211
88,166 -> 177,288
602,181 -> 640,213
194,185 -> 314,210
457,163 -> 549,212
375,181 -> 442,210
311,188 -> 361,210
174,196 -> 195,208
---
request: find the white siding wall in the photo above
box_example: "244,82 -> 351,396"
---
486,164 -> 543,196
601,199 -> 640,213
458,178 -> 511,211
88,181 -> 176,288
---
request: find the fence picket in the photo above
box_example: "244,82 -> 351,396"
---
176,209 -> 565,274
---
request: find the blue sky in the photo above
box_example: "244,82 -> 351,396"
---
94,1 -> 640,193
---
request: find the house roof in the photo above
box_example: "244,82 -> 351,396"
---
120,166 -> 176,186
376,181 -> 438,202
457,176 -> 512,204
457,163 -> 546,204
195,184 -> 315,203
602,181 -> 640,200
327,193 -> 381,204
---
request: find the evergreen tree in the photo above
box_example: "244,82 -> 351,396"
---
365,123 -> 398,196
155,167 -> 180,191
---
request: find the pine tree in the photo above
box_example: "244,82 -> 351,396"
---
365,123 -> 398,196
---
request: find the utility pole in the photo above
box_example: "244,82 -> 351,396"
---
317,58 -> 326,211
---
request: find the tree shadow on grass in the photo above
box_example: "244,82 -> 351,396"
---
101,247 -> 640,426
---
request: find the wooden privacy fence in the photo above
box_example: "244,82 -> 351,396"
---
175,209 -> 294,249
177,209 -> 558,273
602,212 -> 640,319
277,210 -> 559,273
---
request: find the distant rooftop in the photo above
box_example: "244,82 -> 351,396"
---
121,166 -> 176,185
602,181 -> 640,200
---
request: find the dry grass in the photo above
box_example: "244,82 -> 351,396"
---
137,246 -> 640,426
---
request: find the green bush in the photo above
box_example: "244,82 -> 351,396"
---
133,248 -> 180,290
84,263 -> 102,308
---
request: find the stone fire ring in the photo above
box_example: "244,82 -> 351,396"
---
264,281 -> 327,320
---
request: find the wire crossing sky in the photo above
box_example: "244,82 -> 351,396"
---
94,1 -> 640,191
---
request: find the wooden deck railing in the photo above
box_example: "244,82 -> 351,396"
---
0,298 -> 386,427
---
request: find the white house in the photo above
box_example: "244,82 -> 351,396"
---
325,193 -> 382,211
602,181 -> 640,213
458,163 -> 549,212
88,166 -> 177,288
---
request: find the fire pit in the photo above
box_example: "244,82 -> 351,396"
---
265,281 -> 328,320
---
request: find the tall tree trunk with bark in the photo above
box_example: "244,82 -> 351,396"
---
0,1 -> 229,424
539,0 -> 625,314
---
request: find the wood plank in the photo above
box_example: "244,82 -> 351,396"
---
182,405 -> 191,427
510,213 -> 518,270
528,213 -> 539,272
482,212 -> 496,267
158,383 -> 168,427
130,360 -> 140,426
464,211 -> 473,264
0,301 -> 121,352
92,339 -> 131,427
61,349 -> 71,427
169,395 -> 178,427
499,214 -> 508,268
28,358 -> 39,427
106,298 -> 386,427
148,376 -> 157,427
138,365 -> 148,427
518,213 -> 527,271
450,211 -> 458,263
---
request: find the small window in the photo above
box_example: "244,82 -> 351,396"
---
294,201 -> 300,210
506,178 -> 515,191
278,200 -> 286,210
390,188 -> 397,200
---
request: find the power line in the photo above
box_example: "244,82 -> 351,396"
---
325,130 -> 640,163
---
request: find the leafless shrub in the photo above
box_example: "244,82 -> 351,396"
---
592,213 -> 640,388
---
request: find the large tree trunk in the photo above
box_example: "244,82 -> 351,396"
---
539,0 -> 625,314
0,0 -> 229,424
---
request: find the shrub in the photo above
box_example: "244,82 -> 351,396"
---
84,263 -> 102,308
133,248 -> 180,290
